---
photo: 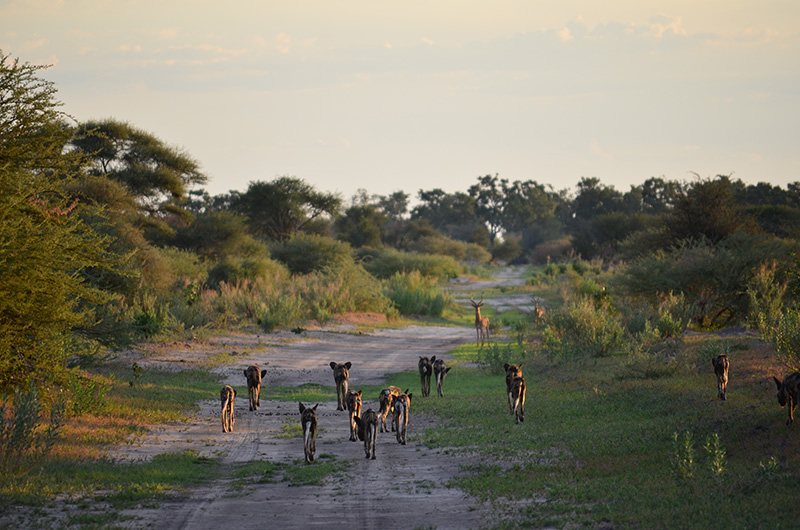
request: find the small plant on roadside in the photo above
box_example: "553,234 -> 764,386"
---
672,430 -> 695,481
0,386 -> 65,475
704,433 -> 726,477
477,343 -> 517,375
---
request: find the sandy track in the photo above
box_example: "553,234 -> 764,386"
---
116,324 -> 494,529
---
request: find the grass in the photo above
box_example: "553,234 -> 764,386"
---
404,338 -> 800,528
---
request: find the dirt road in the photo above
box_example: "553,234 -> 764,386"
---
116,325 -> 489,529
111,268 -> 533,529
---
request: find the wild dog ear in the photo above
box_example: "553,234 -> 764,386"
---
261,369 -> 267,378
504,363 -> 510,371
330,362 -> 337,370
774,376 -> 783,390
243,369 -> 248,377
345,362 -> 352,370
357,390 -> 362,397
299,402 -> 306,413
431,355 -> 436,363
312,404 -> 319,411
445,367 -> 452,374
233,389 -> 238,396
407,393 -> 412,400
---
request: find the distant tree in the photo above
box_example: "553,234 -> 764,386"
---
335,203 -> 387,248
640,177 -> 680,214
231,176 -> 342,242
469,174 -> 507,246
572,177 -> 624,219
411,189 -> 487,245
668,174 -> 755,244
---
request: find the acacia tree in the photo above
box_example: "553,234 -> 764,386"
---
69,118 -> 207,236
0,51 -> 124,393
231,176 -> 342,242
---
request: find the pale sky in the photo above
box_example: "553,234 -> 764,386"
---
3,0 -> 799,202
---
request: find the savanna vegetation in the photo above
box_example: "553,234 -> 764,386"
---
3,49 -> 800,527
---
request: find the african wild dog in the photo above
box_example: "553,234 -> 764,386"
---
510,375 -> 526,424
712,354 -> 729,400
504,363 -> 523,414
330,361 -> 352,411
346,389 -> 363,442
393,391 -> 413,445
418,356 -> 435,397
378,386 -> 401,432
470,296 -> 490,347
299,402 -> 318,463
433,358 -> 451,397
220,385 -> 237,433
354,408 -> 379,459
773,372 -> 800,426
243,364 -> 267,411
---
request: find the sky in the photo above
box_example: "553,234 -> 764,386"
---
3,0 -> 799,204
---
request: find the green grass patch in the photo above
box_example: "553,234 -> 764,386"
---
409,346 -> 800,527
234,453 -> 346,487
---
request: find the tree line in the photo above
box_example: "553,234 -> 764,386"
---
3,49 -> 800,395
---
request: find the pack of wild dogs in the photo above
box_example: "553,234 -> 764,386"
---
218,316 -> 800,463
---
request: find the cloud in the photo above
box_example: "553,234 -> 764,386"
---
158,27 -> 180,40
557,27 -> 573,42
276,33 -> 291,53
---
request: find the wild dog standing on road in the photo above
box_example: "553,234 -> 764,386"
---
346,389 -> 363,442
712,354 -> 729,400
354,408 -> 379,459
243,365 -> 267,411
378,386 -> 401,432
393,390 -> 413,445
418,356 -> 434,397
510,375 -> 526,424
330,361 -> 352,411
433,358 -> 451,398
504,363 -> 523,414
773,372 -> 800,426
299,402 -> 318,463
220,385 -> 237,433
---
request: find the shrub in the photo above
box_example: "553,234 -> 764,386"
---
542,297 -> 626,361
358,247 -> 462,280
270,234 -> 354,275
384,271 -> 453,317
476,343 -> 517,375
207,254 -> 288,288
0,386 -> 65,475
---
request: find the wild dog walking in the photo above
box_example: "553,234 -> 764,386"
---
712,354 -> 729,400
330,361 -> 352,411
418,356 -> 434,397
243,364 -> 267,411
504,363 -> 523,414
299,402 -> 318,463
773,372 -> 800,426
354,408 -> 379,459
378,386 -> 401,432
393,391 -> 413,445
470,297 -> 490,347
346,389 -> 363,442
510,375 -> 526,424
433,358 -> 451,397
220,385 -> 237,433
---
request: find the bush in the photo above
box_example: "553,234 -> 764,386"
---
476,343 -> 518,375
542,297 -> 626,361
384,271 -> 453,317
0,386 -> 65,475
207,254 -> 288,288
358,247 -> 462,280
270,234 -> 354,275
